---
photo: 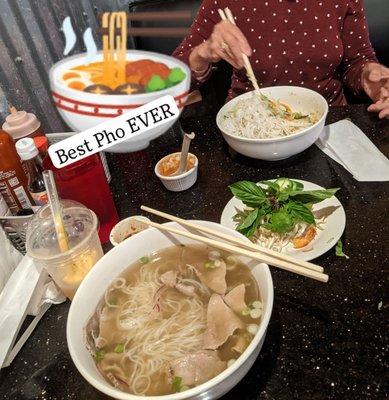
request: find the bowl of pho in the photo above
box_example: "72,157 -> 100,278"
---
67,220 -> 273,399
216,86 -> 328,161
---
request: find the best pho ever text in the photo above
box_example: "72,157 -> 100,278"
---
48,95 -> 179,168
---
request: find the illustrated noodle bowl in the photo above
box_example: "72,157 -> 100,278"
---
85,244 -> 262,396
59,12 -> 186,96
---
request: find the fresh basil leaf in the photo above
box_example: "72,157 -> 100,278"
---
289,179 -> 304,191
229,181 -> 267,206
237,215 -> 260,238
236,209 -> 259,230
259,180 -> 279,193
238,223 -> 258,238
264,208 -> 294,233
277,193 -> 290,202
288,188 -> 339,204
232,208 -> 252,224
275,178 -> 293,192
286,202 -> 315,225
237,206 -> 269,238
335,240 -> 349,259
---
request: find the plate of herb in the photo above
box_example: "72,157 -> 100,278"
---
220,178 -> 346,261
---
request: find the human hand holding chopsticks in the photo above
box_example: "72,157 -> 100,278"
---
189,20 -> 251,72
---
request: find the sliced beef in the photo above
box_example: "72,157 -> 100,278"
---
224,284 -> 247,314
231,334 -> 248,354
167,350 -> 226,386
203,294 -> 244,349
160,270 -> 195,297
193,260 -> 227,294
98,306 -> 116,342
175,282 -> 195,297
160,270 -> 178,287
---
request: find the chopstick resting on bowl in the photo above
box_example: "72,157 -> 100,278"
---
132,216 -> 329,283
140,205 -> 323,273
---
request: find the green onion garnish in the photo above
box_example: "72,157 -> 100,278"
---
204,261 -> 215,269
241,307 -> 251,316
171,376 -> 182,393
140,256 -> 150,264
95,350 -> 105,363
114,344 -> 124,354
108,298 -> 117,306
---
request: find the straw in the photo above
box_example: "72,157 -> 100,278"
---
42,170 -> 69,252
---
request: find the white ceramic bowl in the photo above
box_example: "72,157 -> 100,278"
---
109,216 -> 150,247
67,221 -> 273,400
49,50 -> 190,153
155,152 -> 199,192
216,86 -> 328,161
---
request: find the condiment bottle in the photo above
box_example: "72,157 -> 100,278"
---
2,107 -> 44,140
43,154 -> 119,243
33,136 -> 49,166
0,129 -> 35,214
15,138 -> 48,206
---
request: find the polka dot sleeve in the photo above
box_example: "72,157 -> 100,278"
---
172,0 -> 221,86
341,0 -> 378,96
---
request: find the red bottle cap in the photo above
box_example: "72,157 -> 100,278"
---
33,136 -> 48,153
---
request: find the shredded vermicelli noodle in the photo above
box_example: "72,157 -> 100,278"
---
221,93 -> 318,139
248,216 -> 328,252
96,264 -> 207,395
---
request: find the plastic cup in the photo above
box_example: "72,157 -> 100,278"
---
26,200 -> 103,299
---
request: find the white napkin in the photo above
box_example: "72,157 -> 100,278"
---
0,256 -> 65,368
316,119 -> 389,182
0,225 -> 23,292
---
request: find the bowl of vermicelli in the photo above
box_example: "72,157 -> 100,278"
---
216,86 -> 328,161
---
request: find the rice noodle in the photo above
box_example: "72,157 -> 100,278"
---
104,264 -> 207,395
249,217 -> 328,252
221,92 -> 317,139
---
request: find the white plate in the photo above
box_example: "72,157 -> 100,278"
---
220,179 -> 346,261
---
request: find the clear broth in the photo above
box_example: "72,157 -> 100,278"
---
86,244 -> 261,396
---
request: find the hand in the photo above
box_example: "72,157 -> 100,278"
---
189,20 -> 251,71
363,63 -> 389,119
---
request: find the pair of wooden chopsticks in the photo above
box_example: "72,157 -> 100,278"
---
135,206 -> 329,283
217,8 -> 261,93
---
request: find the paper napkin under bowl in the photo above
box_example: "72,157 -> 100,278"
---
316,119 -> 389,182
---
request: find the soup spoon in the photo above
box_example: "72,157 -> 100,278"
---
172,132 -> 195,176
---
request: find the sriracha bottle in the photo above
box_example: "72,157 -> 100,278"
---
0,129 -> 35,214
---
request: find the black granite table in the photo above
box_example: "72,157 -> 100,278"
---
1,105 -> 388,400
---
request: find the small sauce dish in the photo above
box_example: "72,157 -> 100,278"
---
155,152 -> 198,192
109,216 -> 150,247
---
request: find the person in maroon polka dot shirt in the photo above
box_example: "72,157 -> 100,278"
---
173,0 -> 389,118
